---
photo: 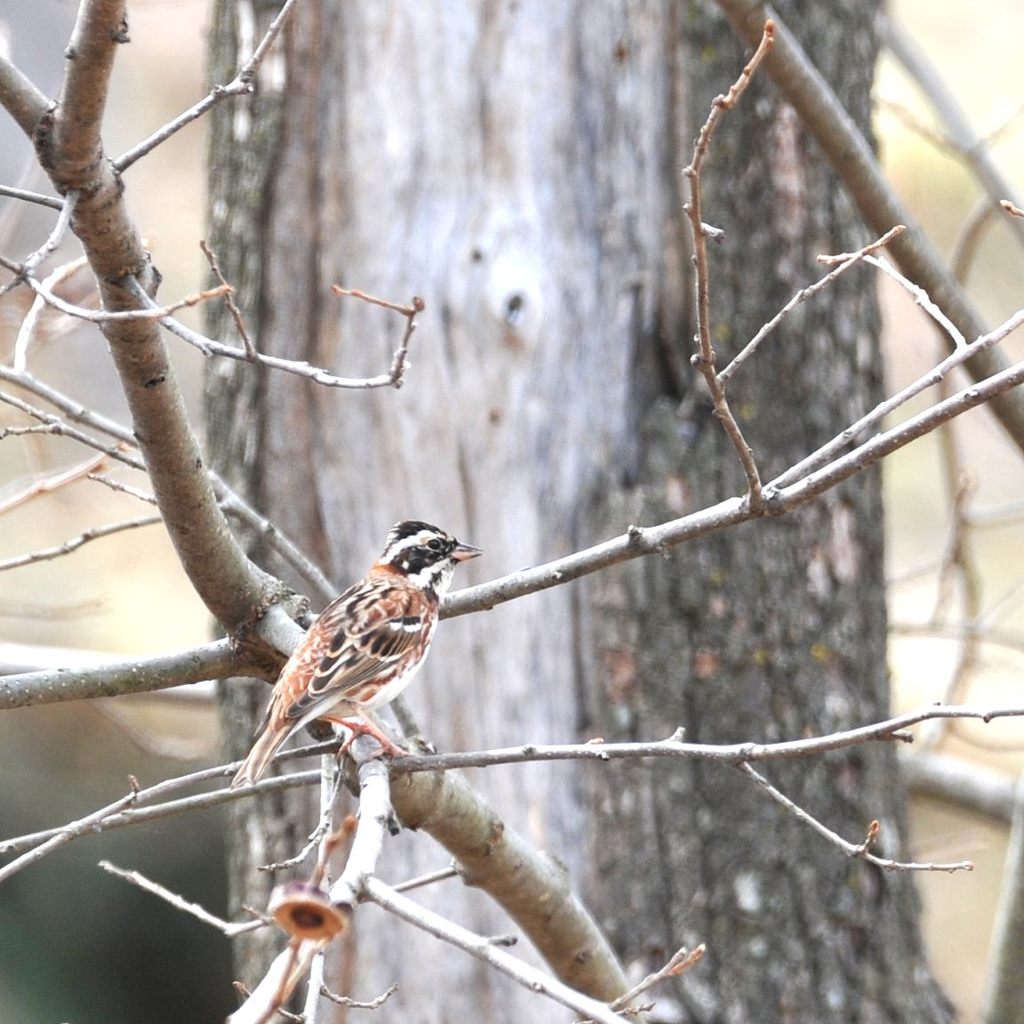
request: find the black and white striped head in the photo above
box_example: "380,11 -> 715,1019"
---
378,520 -> 481,595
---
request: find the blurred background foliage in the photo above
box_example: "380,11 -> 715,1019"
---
1,0 -> 1022,1020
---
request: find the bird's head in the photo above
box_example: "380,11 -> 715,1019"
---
377,520 -> 481,595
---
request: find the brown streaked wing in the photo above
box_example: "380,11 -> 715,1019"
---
284,578 -> 434,719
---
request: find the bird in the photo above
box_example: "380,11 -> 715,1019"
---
230,520 -> 481,788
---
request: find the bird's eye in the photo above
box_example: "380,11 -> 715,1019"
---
426,538 -> 443,552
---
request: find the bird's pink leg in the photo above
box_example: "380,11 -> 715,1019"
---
323,714 -> 408,758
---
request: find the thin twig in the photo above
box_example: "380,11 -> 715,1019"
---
0,184 -> 64,211
0,514 -> 162,573
0,448 -> 112,516
364,877 -> 629,1024
319,982 -> 398,1010
331,286 -> 425,387
259,761 -> 343,873
859,254 -> 966,348
0,778 -> 140,885
393,863 -> 460,893
608,944 -> 705,1012
0,765 -> 324,858
98,860 -> 263,936
0,390 -> 146,473
719,225 -> 905,384
87,473 -> 158,504
114,0 -> 301,171
200,239 -> 255,357
124,277 -> 415,390
0,366 -> 336,601
12,256 -> 90,370
737,762 -> 973,872
16,189 -> 78,281
10,267 -> 232,326
682,20 -> 775,507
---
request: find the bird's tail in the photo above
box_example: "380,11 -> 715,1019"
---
229,725 -> 291,789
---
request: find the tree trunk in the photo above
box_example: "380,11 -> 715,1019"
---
207,1 -> 952,1019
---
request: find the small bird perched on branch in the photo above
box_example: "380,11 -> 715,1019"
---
231,520 -> 481,788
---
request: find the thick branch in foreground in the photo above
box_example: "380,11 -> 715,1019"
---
389,766 -> 628,1000
714,0 -> 1024,452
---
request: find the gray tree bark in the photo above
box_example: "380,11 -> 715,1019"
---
207,1 -> 953,1020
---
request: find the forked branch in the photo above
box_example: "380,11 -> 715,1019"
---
683,21 -> 775,507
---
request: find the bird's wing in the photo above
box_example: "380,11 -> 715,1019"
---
282,575 -> 435,722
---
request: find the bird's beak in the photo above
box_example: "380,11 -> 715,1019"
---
452,542 -> 482,562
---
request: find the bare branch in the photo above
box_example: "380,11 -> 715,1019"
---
384,704 -> 1024,776
15,188 -> 78,282
98,860 -> 262,936
364,877 -> 630,1024
0,760 -> 324,858
0,778 -> 140,885
52,0 -> 125,176
124,277 -> 422,390
228,941 -> 321,1024
444,306 -> 1024,619
879,15 -> 1024,254
0,389 -> 145,472
327,749 -> 392,912
718,225 -> 906,385
330,286 -> 425,387
608,944 -> 706,1014
0,637 -> 249,710
4,263 -> 232,327
714,0 -> 1024,452
113,0 -> 301,171
0,447 -> 111,515
0,49 -> 51,136
319,982 -> 398,1010
682,21 -> 774,506
738,763 -> 973,872
393,863 -> 459,893
859,254 -> 966,348
86,472 -> 157,505
0,184 -> 63,211
12,256 -> 90,369
200,240 -> 255,357
0,514 -> 162,573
